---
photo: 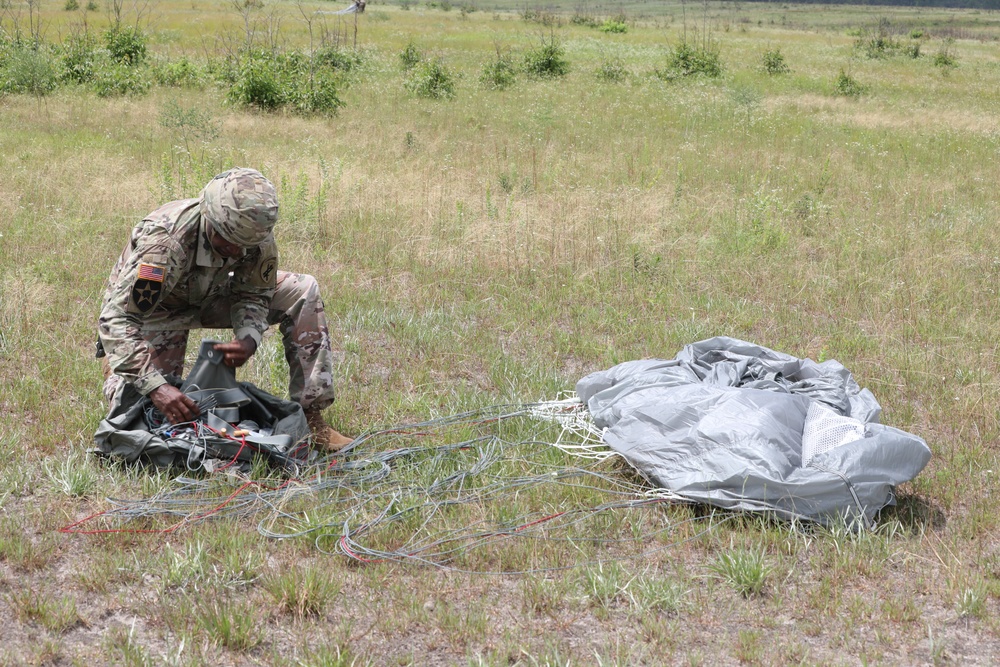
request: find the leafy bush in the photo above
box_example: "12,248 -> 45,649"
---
833,69 -> 867,98
64,0 -> 79,9
595,56 -> 626,82
227,56 -> 282,110
60,32 -> 99,84
904,42 -> 921,59
479,53 -> 516,90
599,20 -> 627,34
523,39 -> 568,78
0,45 -> 61,97
226,51 -> 345,114
314,47 -> 364,72
760,48 -> 789,75
855,18 -> 899,59
909,28 -> 925,39
657,41 -> 722,80
933,39 -> 957,68
406,58 -> 455,99
285,68 -> 344,114
104,25 -> 147,66
399,42 -> 421,70
92,61 -> 150,97
151,56 -> 206,88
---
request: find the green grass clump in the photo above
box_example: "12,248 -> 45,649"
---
191,597 -> 263,652
8,590 -> 81,633
710,548 -> 771,598
44,452 -> 99,497
263,565 -> 342,617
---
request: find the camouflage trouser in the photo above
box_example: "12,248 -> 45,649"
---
103,271 -> 336,411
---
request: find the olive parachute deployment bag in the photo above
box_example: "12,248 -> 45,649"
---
93,339 -> 310,473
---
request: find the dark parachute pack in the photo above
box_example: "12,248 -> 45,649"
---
93,340 -> 311,473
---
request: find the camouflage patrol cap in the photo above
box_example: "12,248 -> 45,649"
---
200,167 -> 279,247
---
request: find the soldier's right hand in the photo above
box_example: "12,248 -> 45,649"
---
149,385 -> 201,424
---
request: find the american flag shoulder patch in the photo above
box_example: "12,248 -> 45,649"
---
137,263 -> 166,282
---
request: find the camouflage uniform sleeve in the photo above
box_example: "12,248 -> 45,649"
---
98,231 -> 187,396
229,237 -> 278,346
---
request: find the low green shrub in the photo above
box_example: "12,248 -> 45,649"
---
0,44 -> 61,96
399,41 -> 422,70
60,32 -> 99,84
523,39 -> 568,78
225,51 -> 345,115
854,18 -> 910,59
314,47 -> 364,72
933,39 -> 957,68
761,47 -> 789,75
599,19 -> 627,34
286,68 -> 344,114
479,53 -> 516,90
92,61 -> 150,97
104,25 -> 146,66
152,55 -> 206,88
227,56 -> 283,110
657,41 -> 723,80
833,68 -> 867,98
407,58 -> 455,98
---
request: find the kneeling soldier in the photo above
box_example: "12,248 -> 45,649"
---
98,167 -> 352,451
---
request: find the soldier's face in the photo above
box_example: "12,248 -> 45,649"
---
208,223 -> 246,259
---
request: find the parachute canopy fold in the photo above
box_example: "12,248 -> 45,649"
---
576,337 -> 931,527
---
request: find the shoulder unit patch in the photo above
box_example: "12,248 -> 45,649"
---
128,263 -> 166,314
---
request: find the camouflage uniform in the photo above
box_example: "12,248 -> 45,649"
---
98,169 -> 336,411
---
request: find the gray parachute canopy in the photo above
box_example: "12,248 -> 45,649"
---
576,337 -> 931,527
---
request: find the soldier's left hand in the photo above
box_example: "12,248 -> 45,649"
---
214,337 -> 258,368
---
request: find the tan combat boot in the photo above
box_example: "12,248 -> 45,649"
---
305,408 -> 354,452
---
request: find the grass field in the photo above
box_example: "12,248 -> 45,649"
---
3,0 -> 1000,664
